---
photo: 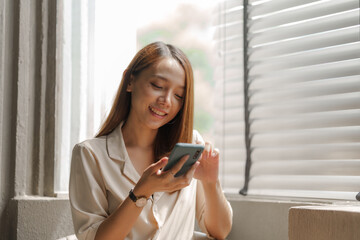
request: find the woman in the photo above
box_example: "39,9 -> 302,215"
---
69,42 -> 232,240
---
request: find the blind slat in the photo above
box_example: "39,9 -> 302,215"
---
252,110 -> 360,131
251,160 -> 360,175
250,0 -> 358,30
252,143 -> 360,161
250,76 -> 360,103
249,59 -> 360,85
250,26 -> 359,58
250,43 -> 360,73
250,93 -> 360,118
222,150 -> 247,162
252,127 -> 360,146
251,9 -> 359,46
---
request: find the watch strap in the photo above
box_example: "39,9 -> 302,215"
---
129,189 -> 138,202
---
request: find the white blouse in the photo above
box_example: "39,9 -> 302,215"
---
69,123 -> 215,240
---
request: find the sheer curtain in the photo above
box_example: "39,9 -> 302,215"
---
214,0 -> 247,193
55,0 -> 136,193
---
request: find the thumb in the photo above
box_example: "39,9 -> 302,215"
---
153,157 -> 168,171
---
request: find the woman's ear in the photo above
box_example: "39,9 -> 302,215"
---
126,81 -> 132,92
126,74 -> 134,92
123,69 -> 132,92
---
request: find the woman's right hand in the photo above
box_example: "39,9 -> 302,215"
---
133,155 -> 200,198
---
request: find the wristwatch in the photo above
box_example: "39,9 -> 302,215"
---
129,189 -> 148,208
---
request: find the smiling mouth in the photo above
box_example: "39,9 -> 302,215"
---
149,106 -> 167,116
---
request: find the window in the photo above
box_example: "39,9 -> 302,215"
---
216,0 -> 360,201
56,0 -> 218,193
57,0 -> 360,200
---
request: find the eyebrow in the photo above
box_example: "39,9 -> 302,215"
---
151,74 -> 185,89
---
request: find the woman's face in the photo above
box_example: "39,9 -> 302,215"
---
127,57 -> 186,130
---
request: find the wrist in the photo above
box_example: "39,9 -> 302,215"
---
133,183 -> 153,199
201,178 -> 221,194
129,189 -> 150,208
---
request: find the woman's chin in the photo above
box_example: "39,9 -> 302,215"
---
144,119 -> 168,130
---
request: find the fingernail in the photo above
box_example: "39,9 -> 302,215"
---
205,144 -> 210,152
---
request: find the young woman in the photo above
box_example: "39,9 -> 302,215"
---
69,42 -> 232,240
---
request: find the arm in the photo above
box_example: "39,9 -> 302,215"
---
195,142 -> 233,239
200,180 -> 233,239
95,156 -> 200,240
94,190 -> 145,240
69,144 -> 109,240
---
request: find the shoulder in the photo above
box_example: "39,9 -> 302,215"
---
72,136 -> 107,158
192,130 -> 205,144
76,135 -> 106,148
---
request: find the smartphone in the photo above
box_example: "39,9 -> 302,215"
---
163,143 -> 204,177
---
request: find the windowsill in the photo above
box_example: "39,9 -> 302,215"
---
34,190 -> 359,206
14,195 -> 69,200
224,192 -> 360,205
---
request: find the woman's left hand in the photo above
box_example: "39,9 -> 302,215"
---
194,141 -> 219,183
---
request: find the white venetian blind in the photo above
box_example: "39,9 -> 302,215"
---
214,0 -> 246,192
246,0 -> 360,200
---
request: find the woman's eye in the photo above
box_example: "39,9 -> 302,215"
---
175,94 -> 184,100
151,83 -> 162,89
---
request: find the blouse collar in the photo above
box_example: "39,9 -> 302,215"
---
106,121 -> 141,184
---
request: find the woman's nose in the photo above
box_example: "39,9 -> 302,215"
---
158,92 -> 171,106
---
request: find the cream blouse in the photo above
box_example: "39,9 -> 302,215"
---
69,123 -> 214,240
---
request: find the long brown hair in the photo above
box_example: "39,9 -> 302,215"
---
96,42 -> 194,160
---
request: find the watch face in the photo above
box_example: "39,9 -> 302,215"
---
135,197 -> 147,207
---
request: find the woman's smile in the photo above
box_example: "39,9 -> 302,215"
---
149,105 -> 167,118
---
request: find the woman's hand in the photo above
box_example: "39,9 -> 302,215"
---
133,155 -> 200,198
194,142 -> 219,184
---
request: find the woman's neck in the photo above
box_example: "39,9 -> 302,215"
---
121,120 -> 157,149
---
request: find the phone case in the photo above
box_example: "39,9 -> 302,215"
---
163,143 -> 204,177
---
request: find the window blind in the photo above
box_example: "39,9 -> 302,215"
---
214,0 -> 247,192
245,0 -> 360,200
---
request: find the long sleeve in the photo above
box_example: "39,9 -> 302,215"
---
69,143 -> 108,240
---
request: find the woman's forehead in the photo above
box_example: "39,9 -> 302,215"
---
153,58 -> 183,72
147,58 -> 185,85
